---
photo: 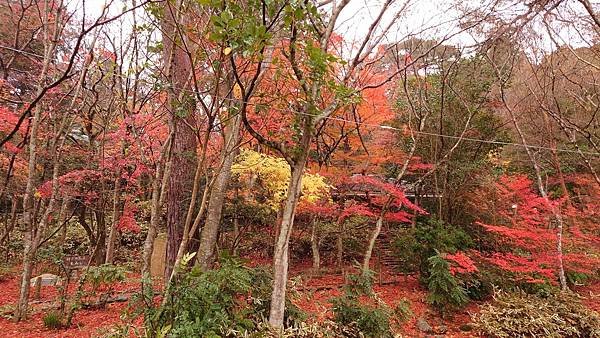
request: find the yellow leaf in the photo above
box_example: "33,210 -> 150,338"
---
223,47 -> 232,56
233,83 -> 242,99
232,149 -> 331,209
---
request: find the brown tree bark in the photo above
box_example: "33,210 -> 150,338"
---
196,114 -> 241,270
363,217 -> 383,272
496,66 -> 568,290
310,216 -> 320,272
93,211 -> 106,265
0,198 -> 18,247
141,136 -> 171,278
105,175 -> 122,264
161,0 -> 197,281
269,150 -> 308,327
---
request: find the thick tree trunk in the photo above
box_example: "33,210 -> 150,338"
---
161,0 -> 197,281
196,115 -> 241,270
269,156 -> 307,328
165,126 -> 196,281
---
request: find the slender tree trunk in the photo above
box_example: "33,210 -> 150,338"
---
504,91 -> 568,291
16,256 -> 34,320
16,82 -> 48,322
93,211 -> 106,265
14,1 -> 99,318
269,154 -> 307,328
105,175 -> 122,264
310,217 -> 320,272
197,114 -> 241,270
361,137 -> 415,274
362,217 -> 383,272
0,198 -> 18,247
16,147 -> 63,320
336,228 -> 343,268
16,61 -> 48,320
232,214 -> 239,255
141,138 -> 170,278
59,200 -> 69,248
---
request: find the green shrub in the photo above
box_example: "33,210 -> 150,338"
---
392,217 -> 473,277
61,222 -> 90,255
330,270 -> 393,338
0,264 -> 12,282
43,311 -> 64,329
240,320 -> 362,337
146,256 -> 305,337
85,264 -> 127,291
0,305 -> 14,319
475,290 -> 600,338
393,298 -> 413,322
426,252 -> 469,316
331,297 -> 392,338
566,271 -> 592,287
461,274 -> 493,300
340,216 -> 372,262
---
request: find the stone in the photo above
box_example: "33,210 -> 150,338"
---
416,317 -> 433,333
29,273 -> 60,286
437,325 -> 448,334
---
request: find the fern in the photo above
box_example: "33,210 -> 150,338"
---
426,252 -> 469,316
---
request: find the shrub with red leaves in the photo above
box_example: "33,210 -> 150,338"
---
468,174 -> 599,286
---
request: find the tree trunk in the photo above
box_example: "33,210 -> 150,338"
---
164,131 -> 196,280
336,228 -> 343,269
503,90 -> 568,291
16,253 -> 34,321
269,156 -> 307,328
16,148 -> 63,320
232,214 -> 239,256
105,175 -> 122,264
362,217 -> 383,273
310,217 -> 320,272
93,211 -> 106,265
141,139 -> 170,278
196,114 -> 241,270
161,0 -> 197,281
15,90 -> 46,322
0,198 -> 18,247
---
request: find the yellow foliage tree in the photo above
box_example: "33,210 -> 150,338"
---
231,148 -> 331,209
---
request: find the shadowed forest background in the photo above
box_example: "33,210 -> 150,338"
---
0,0 -> 599,337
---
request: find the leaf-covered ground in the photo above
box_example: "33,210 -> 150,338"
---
0,270 -> 143,338
1,262 -> 598,337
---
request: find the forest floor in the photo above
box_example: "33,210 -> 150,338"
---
0,269 -> 143,338
1,260 -> 598,338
